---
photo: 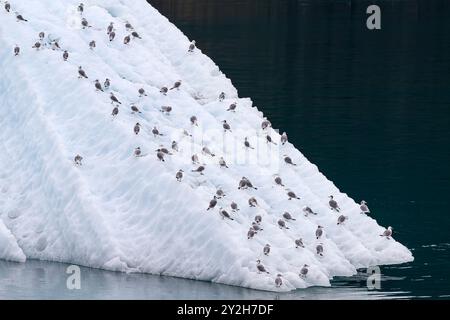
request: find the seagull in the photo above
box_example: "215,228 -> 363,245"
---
125,21 -> 134,31
248,197 -> 258,207
254,215 -> 262,224
152,127 -> 163,137
256,260 -> 269,274
32,42 -> 41,50
81,18 -> 89,29
283,212 -> 296,221
252,222 -> 263,232
14,45 -> 20,56
300,264 -> 309,278
219,92 -> 226,101
107,22 -> 114,34
78,3 -> 84,15
261,120 -> 271,130
295,238 -> 305,248
380,226 -> 393,239
130,105 -> 141,113
134,147 -> 141,157
274,176 -> 284,187
78,66 -> 88,79
134,123 -> 141,135
207,196 -> 217,210
244,137 -> 254,149
278,219 -> 289,229
266,135 -> 277,145
247,228 -> 255,239
287,191 -> 300,200
222,120 -> 232,132
104,78 -> 111,89
109,31 -> 116,41
16,12 -> 28,22
315,226 -> 323,239
176,169 -> 184,182
219,157 -> 228,168
302,206 -> 317,216
219,208 -> 234,220
123,35 -> 131,45
227,102 -> 236,112
63,50 -> 69,61
111,107 -> 119,117
316,243 -> 324,256
360,200 -> 370,214
216,189 -> 226,198
188,40 -> 196,52
284,155 -> 297,166
131,31 -> 141,39
170,80 -> 181,90
89,40 -> 96,49
5,1 -> 11,12
171,141 -> 178,152
337,215 -> 348,225
94,80 -> 103,92
39,32 -> 45,40
156,151 -> 165,162
160,87 -> 168,95
138,88 -> 147,97
192,165 -> 205,175
160,106 -> 172,114
328,195 -> 340,212
230,202 -> 239,212
74,155 -> 83,165
281,132 -> 288,145
264,244 -> 271,255
190,116 -> 198,126
191,154 -> 199,164
202,146 -> 215,157
110,93 -> 121,104
275,274 -> 282,287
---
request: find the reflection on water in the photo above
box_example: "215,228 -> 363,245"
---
0,260 -> 407,300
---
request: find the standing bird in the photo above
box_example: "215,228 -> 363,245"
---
261,120 -> 271,130
176,169 -> 183,182
134,147 -> 141,157
74,155 -> 83,165
315,226 -> 323,239
300,264 -> 309,278
219,208 -> 234,220
266,135 -> 277,145
63,50 -> 69,61
152,127 -> 163,137
295,238 -> 305,248
227,102 -> 237,112
78,66 -> 88,79
207,196 -> 217,210
216,189 -> 226,198
303,206 -> 317,216
192,165 -> 205,175
81,18 -> 89,29
156,151 -> 165,162
123,35 -> 131,45
230,202 -> 239,212
32,42 -> 41,50
252,222 -> 263,232
131,31 -> 141,39
125,21 -> 134,31
287,191 -> 300,200
283,212 -> 296,221
39,32 -> 45,40
263,244 -> 271,256
360,200 -> 370,214
218,92 -> 225,101
219,157 -> 228,168
256,260 -> 269,274
244,137 -> 254,149
51,41 -> 61,50
247,228 -> 256,239
202,146 -> 215,157
107,22 -> 114,34
316,243 -> 324,256
238,178 -> 248,190
171,141 -> 178,152
160,87 -> 168,95
130,105 -> 141,113
274,176 -> 284,187
191,154 -> 199,164
5,1 -> 11,12
138,88 -> 147,97
275,274 -> 282,287
160,106 -> 172,114
248,197 -> 258,207
111,107 -> 119,117
110,93 -> 121,104
284,156 -> 297,166
222,120 -> 232,132
108,31 -> 116,41
94,80 -> 103,92
134,123 -> 141,135
380,226 -> 393,239
328,195 -> 340,212
245,179 -> 257,190
190,116 -> 198,126
254,215 -> 262,224
188,40 -> 196,52
14,45 -> 20,56
281,132 -> 288,145
278,219 -> 289,229
78,3 -> 84,14
89,40 -> 96,50
16,12 -> 28,22
104,78 -> 110,89
170,80 -> 182,90
337,215 -> 348,225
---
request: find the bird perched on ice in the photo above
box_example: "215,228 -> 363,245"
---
152,127 -> 163,137
138,88 -> 147,97
337,215 -> 348,225
176,169 -> 183,182
107,22 -> 114,34
287,191 -> 300,200
156,151 -> 165,162
278,219 -> 289,229
219,157 -> 228,169
261,120 -> 271,130
170,80 -> 182,90
4,1 -> 11,12
134,123 -> 141,135
104,78 -> 111,89
81,18 -> 89,29
227,102 -> 236,112
190,116 -> 198,126
360,200 -> 370,214
89,40 -> 96,50
254,215 -> 262,224
281,132 -> 288,145
191,154 -> 199,164
207,196 -> 217,210
244,137 -> 254,149
380,226 -> 393,239
230,202 -> 239,212
130,105 -> 141,113
283,212 -> 296,221
74,155 -> 83,165
316,243 -> 324,256
110,93 -> 121,104
219,208 -> 233,220
160,87 -> 168,95
160,106 -> 172,114
171,141 -> 178,152
274,176 -> 284,187
63,50 -> 69,61
125,21 -> 134,31
284,155 -> 297,166
247,228 -> 256,239
263,244 -> 271,256
248,197 -> 258,207
295,238 -> 305,248
315,226 -> 323,239
124,35 -> 131,45
252,222 -> 263,232
256,260 -> 269,274
275,274 -> 282,287
134,147 -> 141,157
303,206 -> 317,216
131,31 -> 141,39
32,42 -> 41,50
39,32 -> 45,40
78,66 -> 88,79
111,106 -> 119,117
192,165 -> 205,175
16,12 -> 28,22
218,92 -> 226,101
300,264 -> 309,278
78,3 -> 84,15
328,195 -> 340,212
202,146 -> 215,157
188,40 -> 196,52
109,31 -> 116,41
266,135 -> 277,145
14,45 -> 20,56
216,189 -> 226,199
222,120 -> 232,132
94,80 -> 103,92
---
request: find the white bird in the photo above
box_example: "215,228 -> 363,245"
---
380,226 -> 393,239
256,260 -> 269,274
360,200 -> 370,214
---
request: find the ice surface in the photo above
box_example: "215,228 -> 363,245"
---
0,0 -> 413,291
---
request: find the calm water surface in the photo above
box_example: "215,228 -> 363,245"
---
1,0 -> 449,299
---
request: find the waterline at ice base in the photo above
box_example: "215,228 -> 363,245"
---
0,0 -> 412,292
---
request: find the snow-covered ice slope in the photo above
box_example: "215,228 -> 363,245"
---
0,0 -> 413,291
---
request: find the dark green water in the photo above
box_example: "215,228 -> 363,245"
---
148,0 -> 450,298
